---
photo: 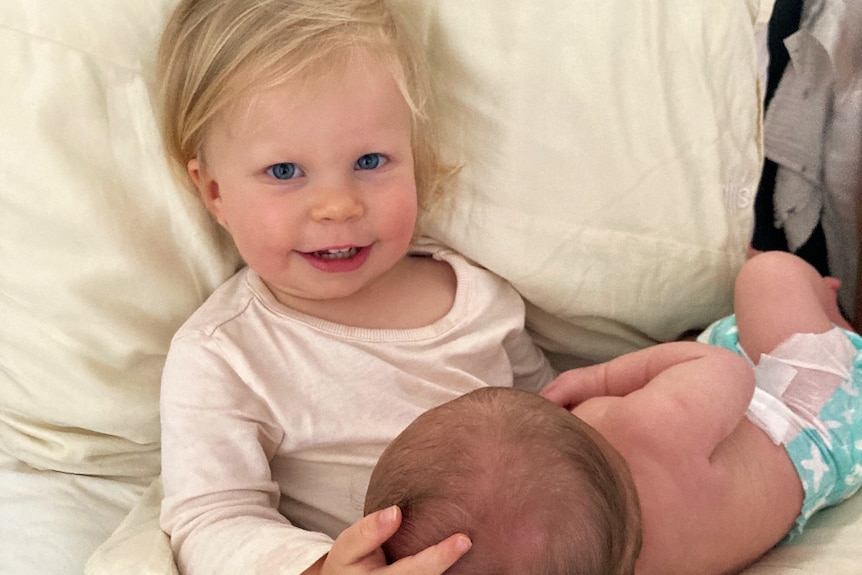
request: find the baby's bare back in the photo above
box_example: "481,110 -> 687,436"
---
602,417 -> 803,575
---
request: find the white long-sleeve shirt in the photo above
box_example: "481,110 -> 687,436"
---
159,245 -> 555,574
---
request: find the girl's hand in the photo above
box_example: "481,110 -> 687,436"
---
307,506 -> 471,575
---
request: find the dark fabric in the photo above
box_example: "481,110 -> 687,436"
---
752,0 -> 830,277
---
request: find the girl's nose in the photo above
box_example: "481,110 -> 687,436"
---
310,184 -> 365,223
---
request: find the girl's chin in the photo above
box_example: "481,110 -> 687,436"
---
265,278 -> 371,310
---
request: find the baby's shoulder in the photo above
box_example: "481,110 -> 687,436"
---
589,399 -> 686,465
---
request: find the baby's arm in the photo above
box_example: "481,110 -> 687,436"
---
542,342 -> 721,407
543,342 -> 755,453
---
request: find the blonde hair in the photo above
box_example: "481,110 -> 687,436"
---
156,0 -> 455,219
365,387 -> 643,575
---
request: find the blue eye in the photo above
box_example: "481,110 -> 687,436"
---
355,153 -> 386,171
267,163 -> 301,180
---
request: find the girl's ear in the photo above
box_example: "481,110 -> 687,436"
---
188,158 -> 227,227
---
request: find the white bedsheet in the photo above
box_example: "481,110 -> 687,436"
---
81,474 -> 862,575
746,491 -> 862,573
0,452 -> 148,575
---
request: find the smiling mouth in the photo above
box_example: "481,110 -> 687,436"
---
312,247 -> 360,260
300,245 -> 370,272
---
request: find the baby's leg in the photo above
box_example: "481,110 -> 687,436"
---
734,251 -> 847,363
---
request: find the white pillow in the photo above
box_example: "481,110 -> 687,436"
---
0,0 -> 240,477
404,0 -> 774,366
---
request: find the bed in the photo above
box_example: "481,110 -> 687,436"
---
1,0 -> 860,573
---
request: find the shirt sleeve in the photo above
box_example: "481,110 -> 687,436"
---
159,331 -> 333,575
498,293 -> 558,392
507,328 -> 558,392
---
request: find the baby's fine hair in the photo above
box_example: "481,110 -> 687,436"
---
365,387 -> 643,575
156,0 -> 454,215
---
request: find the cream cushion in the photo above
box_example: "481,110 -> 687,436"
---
409,0 -> 772,367
0,0 -> 240,479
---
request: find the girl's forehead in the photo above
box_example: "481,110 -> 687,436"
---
241,45 -> 402,94
218,52 -> 409,128
201,56 -> 413,157
223,48 -> 404,114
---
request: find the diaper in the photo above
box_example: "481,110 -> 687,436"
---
700,316 -> 862,536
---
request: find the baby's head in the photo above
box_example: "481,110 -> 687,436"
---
156,0 -> 453,218
365,387 -> 642,575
